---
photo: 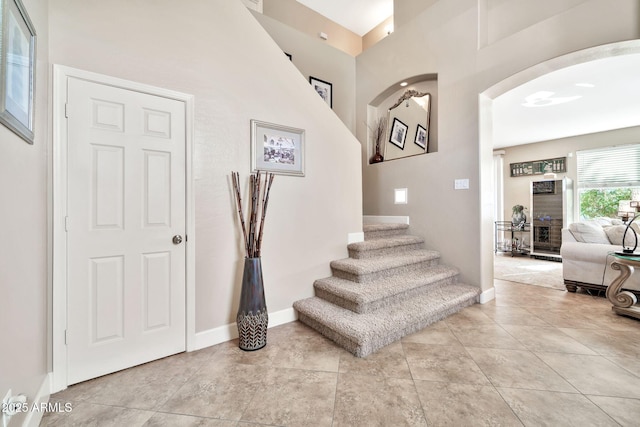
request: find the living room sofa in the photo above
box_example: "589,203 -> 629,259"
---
560,217 -> 640,296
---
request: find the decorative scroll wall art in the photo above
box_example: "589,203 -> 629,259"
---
510,157 -> 566,177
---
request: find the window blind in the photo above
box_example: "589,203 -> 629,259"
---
576,144 -> 640,188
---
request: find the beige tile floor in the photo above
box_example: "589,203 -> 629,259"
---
43,279 -> 640,426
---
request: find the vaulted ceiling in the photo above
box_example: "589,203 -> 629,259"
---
299,1 -> 640,148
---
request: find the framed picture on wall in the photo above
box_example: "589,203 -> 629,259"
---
309,76 -> 332,108
251,120 -> 305,176
414,124 -> 427,150
389,117 -> 408,150
0,0 -> 37,144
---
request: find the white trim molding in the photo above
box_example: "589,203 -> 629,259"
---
193,307 -> 297,350
479,287 -> 496,304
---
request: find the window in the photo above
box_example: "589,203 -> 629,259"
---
577,144 -> 640,219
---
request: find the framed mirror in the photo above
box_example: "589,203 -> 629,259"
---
383,90 -> 431,161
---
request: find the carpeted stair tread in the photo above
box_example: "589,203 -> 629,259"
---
330,249 -> 440,276
314,265 -> 459,313
294,283 -> 480,357
348,235 -> 424,258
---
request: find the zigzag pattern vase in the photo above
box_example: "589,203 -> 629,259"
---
237,257 -> 268,351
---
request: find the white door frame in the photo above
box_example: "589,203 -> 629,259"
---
51,65 -> 196,393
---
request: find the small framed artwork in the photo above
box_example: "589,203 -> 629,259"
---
309,76 -> 332,108
0,0 -> 37,144
251,120 -> 305,176
414,124 -> 427,150
389,117 -> 408,150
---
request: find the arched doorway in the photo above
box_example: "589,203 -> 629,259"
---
480,40 -> 640,294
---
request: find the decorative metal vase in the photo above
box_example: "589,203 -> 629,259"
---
237,257 -> 268,351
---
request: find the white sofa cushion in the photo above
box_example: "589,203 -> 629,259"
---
604,225 -> 630,246
568,221 -> 611,244
604,223 -> 640,246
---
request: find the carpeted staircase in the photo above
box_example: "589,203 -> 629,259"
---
293,223 -> 480,357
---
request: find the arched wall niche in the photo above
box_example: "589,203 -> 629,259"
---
479,39 -> 640,294
367,74 -> 438,164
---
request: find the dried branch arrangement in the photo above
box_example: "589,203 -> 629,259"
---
370,117 -> 387,155
231,171 -> 275,258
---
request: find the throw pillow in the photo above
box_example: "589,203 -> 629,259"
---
605,223 -> 640,246
606,225 -> 629,246
568,221 -> 611,244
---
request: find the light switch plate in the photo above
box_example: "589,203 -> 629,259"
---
454,179 -> 469,190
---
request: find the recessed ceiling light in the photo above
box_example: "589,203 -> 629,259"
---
575,83 -> 595,88
400,82 -> 408,87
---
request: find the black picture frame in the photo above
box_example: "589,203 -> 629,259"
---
414,124 -> 427,150
309,76 -> 332,108
0,0 -> 37,144
389,117 -> 408,150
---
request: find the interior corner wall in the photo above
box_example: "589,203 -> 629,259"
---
252,11 -> 357,134
357,0 -> 640,291
48,0 -> 362,335
501,126 -> 640,223
0,0 -> 49,422
262,0 -> 362,56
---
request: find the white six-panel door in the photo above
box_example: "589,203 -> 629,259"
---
65,77 -> 186,385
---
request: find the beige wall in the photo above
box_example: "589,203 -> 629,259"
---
500,126 -> 640,223
263,0 -> 362,56
252,11 -> 357,133
47,0 -> 362,336
393,0 -> 438,31
363,16 -> 394,51
358,0 -> 640,291
0,0 -> 49,423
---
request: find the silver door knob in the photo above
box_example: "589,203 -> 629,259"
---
172,235 -> 183,245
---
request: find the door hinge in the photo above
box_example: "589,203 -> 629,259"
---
64,216 -> 69,232
64,103 -> 69,118
64,330 -> 68,345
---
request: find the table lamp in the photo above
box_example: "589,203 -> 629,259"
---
616,212 -> 639,255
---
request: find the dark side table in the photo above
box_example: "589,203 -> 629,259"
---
606,253 -> 640,320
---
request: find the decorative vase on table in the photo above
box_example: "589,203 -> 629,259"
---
511,205 -> 527,229
237,257 -> 268,351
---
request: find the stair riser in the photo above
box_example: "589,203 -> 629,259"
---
297,293 -> 478,358
348,243 -> 424,259
332,259 -> 438,284
315,275 -> 459,314
364,229 -> 408,240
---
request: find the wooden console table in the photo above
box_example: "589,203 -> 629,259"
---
606,253 -> 640,320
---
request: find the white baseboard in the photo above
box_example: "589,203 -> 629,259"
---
192,307 -> 298,351
479,287 -> 495,304
348,232 -> 364,244
22,373 -> 51,427
363,215 -> 410,225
